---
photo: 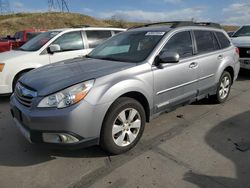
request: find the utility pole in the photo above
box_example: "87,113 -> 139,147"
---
0,0 -> 11,15
48,0 -> 69,12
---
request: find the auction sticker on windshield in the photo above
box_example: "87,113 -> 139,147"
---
146,32 -> 165,36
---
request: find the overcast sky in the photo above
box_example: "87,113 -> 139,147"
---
7,0 -> 250,25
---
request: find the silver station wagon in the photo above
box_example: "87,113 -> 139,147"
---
10,21 -> 240,154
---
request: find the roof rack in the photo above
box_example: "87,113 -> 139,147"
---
129,21 -> 222,30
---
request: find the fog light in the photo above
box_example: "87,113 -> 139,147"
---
42,133 -> 79,144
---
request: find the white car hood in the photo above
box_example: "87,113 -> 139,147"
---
0,50 -> 35,63
231,36 -> 250,47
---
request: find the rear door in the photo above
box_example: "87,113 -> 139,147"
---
153,31 -> 198,112
193,30 -> 222,95
49,31 -> 86,63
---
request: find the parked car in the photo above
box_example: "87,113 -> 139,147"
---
10,21 -> 240,154
0,27 -> 125,95
231,25 -> 250,70
0,29 -> 46,53
227,31 -> 235,37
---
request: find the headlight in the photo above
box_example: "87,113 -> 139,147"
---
0,63 -> 5,72
37,80 -> 94,108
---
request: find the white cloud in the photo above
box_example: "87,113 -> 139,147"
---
98,7 -> 207,22
223,3 -> 250,25
11,1 -> 46,13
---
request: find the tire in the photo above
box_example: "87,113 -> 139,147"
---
100,97 -> 146,155
212,71 -> 232,104
12,72 -> 27,92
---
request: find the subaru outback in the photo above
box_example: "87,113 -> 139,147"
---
10,21 -> 240,154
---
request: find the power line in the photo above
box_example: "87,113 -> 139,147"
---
0,0 -> 11,15
48,0 -> 69,12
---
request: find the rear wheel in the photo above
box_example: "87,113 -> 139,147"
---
212,71 -> 232,104
100,97 -> 146,155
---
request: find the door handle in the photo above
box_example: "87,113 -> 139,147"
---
189,62 -> 198,69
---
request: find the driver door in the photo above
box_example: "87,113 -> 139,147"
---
49,31 -> 86,63
153,31 -> 199,112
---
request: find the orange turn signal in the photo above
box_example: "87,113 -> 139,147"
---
0,63 -> 5,72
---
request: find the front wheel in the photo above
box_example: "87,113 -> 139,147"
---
212,71 -> 232,104
100,97 -> 146,155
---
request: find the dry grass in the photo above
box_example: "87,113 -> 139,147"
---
0,12 -> 110,36
0,12 -> 239,36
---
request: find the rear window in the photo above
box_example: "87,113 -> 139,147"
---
86,30 -> 112,48
215,32 -> 231,49
194,30 -> 220,54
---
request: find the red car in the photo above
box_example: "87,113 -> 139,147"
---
0,29 -> 46,53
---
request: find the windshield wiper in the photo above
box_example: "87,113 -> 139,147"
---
97,57 -> 121,62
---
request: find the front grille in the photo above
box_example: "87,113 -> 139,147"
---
14,83 -> 37,107
239,47 -> 250,58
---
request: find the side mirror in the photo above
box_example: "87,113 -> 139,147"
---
48,44 -> 61,54
156,52 -> 180,65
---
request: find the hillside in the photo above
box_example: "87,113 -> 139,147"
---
0,12 -> 239,36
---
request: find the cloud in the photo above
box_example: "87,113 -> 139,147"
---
82,8 -> 93,13
98,7 -> 207,22
162,0 -> 183,4
223,3 -> 250,25
11,1 -> 46,13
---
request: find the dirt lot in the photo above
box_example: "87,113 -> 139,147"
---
0,70 -> 250,188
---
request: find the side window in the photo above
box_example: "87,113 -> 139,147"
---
52,31 -> 84,52
194,30 -> 219,54
161,31 -> 193,58
215,32 -> 231,49
86,30 -> 112,48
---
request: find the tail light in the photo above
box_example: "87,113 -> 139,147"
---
236,47 -> 240,55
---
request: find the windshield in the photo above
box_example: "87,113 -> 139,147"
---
88,31 -> 166,63
233,26 -> 250,37
18,31 -> 61,51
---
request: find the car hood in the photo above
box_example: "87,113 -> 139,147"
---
0,50 -> 33,62
20,58 -> 136,96
231,36 -> 250,47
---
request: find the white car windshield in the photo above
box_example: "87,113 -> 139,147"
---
233,26 -> 250,37
18,31 -> 61,52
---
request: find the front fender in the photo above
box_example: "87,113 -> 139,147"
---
86,78 -> 154,108
5,63 -> 43,92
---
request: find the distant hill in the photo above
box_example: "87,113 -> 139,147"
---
0,12 -> 239,36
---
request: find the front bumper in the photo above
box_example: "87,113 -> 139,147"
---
240,58 -> 250,70
10,95 -> 110,149
0,85 -> 11,95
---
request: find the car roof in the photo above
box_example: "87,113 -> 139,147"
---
128,21 -> 223,32
48,27 -> 126,32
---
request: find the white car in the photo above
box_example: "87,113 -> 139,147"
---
0,27 -> 125,95
231,25 -> 250,70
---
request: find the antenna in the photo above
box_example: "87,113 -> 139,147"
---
48,0 -> 69,12
0,0 -> 11,14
